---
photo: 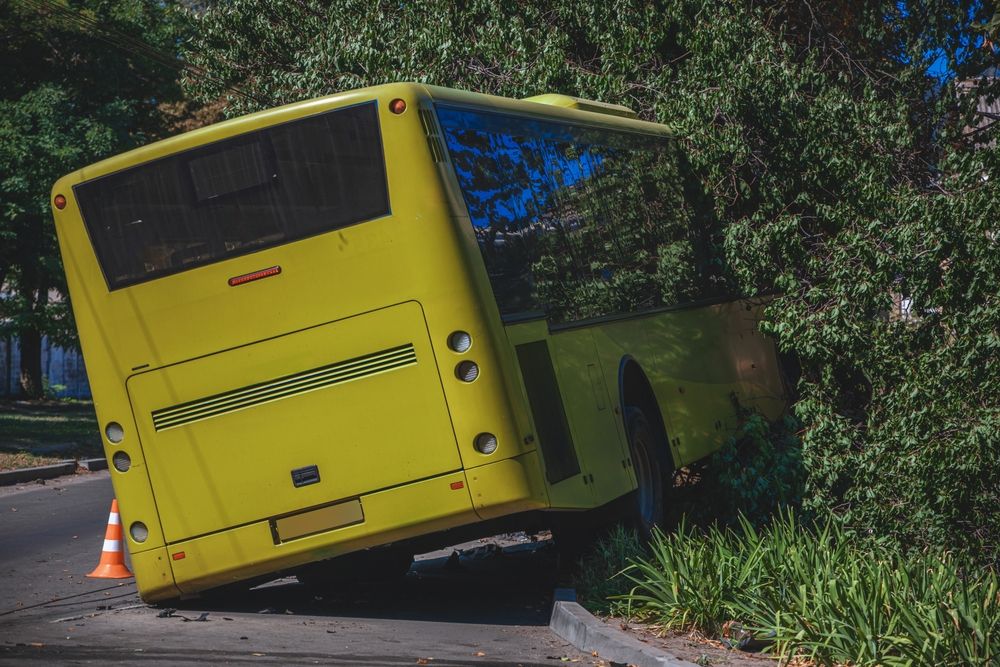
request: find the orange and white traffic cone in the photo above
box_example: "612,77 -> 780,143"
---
87,499 -> 133,579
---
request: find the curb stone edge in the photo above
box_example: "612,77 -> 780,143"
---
0,457 -> 107,486
549,589 -> 698,667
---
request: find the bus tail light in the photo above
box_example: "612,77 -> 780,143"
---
130,522 -> 148,543
53,194 -> 67,209
112,451 -> 131,472
105,422 -> 124,443
448,331 -> 472,353
228,265 -> 281,287
474,433 -> 498,455
456,361 -> 479,382
389,98 -> 407,114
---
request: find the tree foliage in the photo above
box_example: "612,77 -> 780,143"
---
183,0 -> 1000,560
0,0 -> 188,396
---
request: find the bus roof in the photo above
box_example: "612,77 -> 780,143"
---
521,93 -> 638,119
54,82 -> 672,192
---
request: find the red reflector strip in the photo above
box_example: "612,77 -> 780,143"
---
450,481 -> 464,490
228,265 -> 281,287
172,551 -> 186,561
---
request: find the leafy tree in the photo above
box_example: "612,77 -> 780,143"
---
0,0 -> 188,397
182,1 -> 1000,561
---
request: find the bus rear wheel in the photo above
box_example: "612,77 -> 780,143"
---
625,406 -> 667,540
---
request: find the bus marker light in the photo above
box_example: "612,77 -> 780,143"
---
130,521 -> 148,543
450,481 -> 464,490
53,194 -> 67,210
105,422 -> 124,443
112,451 -> 131,472
389,98 -> 407,114
474,433 -> 498,455
448,331 -> 472,353
172,551 -> 186,561
228,265 -> 281,287
456,361 -> 479,382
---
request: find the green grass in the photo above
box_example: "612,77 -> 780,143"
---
575,513 -> 999,666
0,399 -> 101,470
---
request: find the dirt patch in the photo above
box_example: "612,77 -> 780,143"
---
606,617 -> 777,666
0,451 -> 68,470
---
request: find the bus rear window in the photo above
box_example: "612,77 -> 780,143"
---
74,102 -> 389,290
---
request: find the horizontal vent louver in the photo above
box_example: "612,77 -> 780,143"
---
151,343 -> 417,431
419,108 -> 447,163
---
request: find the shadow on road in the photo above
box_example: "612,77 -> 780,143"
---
171,539 -> 561,627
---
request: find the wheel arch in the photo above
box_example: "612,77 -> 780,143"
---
617,355 -> 678,471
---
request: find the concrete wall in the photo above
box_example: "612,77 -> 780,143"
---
0,337 -> 91,399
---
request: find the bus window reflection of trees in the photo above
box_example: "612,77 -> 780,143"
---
438,106 -> 725,324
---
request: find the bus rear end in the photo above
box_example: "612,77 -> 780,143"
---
51,84 -> 548,601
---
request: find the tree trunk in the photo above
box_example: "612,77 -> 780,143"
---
4,336 -> 11,396
18,328 -> 43,399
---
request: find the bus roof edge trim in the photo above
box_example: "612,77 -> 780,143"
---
521,94 -> 638,119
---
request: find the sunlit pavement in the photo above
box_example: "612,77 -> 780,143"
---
0,472 -> 591,665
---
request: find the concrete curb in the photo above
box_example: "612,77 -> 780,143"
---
550,589 -> 697,667
79,457 -> 108,472
0,460 -> 78,486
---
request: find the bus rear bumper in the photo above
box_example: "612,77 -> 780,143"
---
139,454 -> 547,602
135,471 -> 492,602
149,470 -> 473,600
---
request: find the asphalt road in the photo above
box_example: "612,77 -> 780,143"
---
0,472 -> 592,665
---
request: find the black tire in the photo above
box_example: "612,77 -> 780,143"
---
625,406 -> 667,540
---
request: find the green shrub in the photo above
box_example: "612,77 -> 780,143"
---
675,411 -> 805,528
619,512 -> 999,666
184,0 -> 1000,561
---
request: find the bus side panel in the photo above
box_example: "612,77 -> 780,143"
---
503,320 -> 591,509
588,305 -> 735,468
548,329 -> 634,507
729,301 -> 787,421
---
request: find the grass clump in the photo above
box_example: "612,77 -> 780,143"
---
573,524 -> 647,616
613,512 -> 999,666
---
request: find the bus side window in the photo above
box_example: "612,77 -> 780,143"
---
437,105 -> 729,325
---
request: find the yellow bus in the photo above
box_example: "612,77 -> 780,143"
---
51,83 -> 787,602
